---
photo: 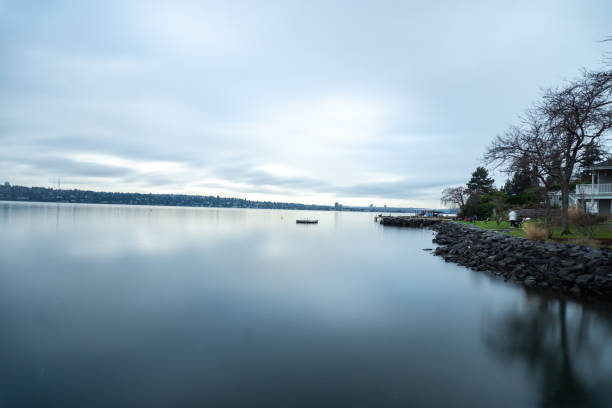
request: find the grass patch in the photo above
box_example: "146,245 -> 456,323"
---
456,219 -> 612,247
456,220 -> 513,230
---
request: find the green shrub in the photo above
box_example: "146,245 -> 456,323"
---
475,202 -> 494,219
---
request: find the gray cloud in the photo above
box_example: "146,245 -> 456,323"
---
30,157 -> 132,178
1,0 -> 611,206
333,179 -> 463,199
0,150 -> 134,178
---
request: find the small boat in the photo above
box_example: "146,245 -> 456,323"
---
296,219 -> 318,224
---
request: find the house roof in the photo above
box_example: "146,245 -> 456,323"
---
585,158 -> 612,170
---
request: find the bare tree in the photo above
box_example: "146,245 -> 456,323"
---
486,69 -> 612,236
539,70 -> 612,234
440,186 -> 469,211
490,195 -> 507,225
484,109 -> 560,237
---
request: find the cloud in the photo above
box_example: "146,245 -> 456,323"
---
1,0 -> 611,206
138,2 -> 253,59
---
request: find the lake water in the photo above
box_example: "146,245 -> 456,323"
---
1,202 -> 611,407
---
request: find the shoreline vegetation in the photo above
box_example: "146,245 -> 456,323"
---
441,57 -> 611,239
456,220 -> 612,248
379,216 -> 612,303
0,183 -> 452,214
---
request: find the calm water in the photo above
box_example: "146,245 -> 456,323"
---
1,202 -> 611,407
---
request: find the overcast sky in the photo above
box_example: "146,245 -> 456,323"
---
1,0 -> 611,207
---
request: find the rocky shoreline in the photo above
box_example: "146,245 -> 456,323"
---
380,217 -> 612,301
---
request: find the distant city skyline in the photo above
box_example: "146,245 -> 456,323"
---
1,0 -> 611,207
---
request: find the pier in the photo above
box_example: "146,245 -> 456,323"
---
377,215 -> 449,227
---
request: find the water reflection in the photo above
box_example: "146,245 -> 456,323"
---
484,291 -> 612,407
2,202 -> 612,407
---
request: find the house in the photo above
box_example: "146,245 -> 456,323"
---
575,159 -> 612,215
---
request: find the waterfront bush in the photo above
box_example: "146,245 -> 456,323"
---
567,206 -> 582,225
567,206 -> 610,238
523,222 -> 548,240
475,202 -> 494,220
457,215 -> 612,247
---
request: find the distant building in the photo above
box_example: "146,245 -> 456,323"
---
548,159 -> 612,214
334,202 -> 343,211
369,204 -> 373,212
573,159 -> 612,214
3,181 -> 9,187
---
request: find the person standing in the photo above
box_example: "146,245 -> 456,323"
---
509,210 -> 517,227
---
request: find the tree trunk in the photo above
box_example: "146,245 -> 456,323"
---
561,178 -> 571,235
544,191 -> 553,239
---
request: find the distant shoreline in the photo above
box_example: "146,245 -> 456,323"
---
0,184 -> 454,214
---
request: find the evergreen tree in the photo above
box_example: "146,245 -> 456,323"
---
503,162 -> 541,204
467,167 -> 495,194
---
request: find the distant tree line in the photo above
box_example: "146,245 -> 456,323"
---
0,185 -> 335,211
0,184 -> 446,214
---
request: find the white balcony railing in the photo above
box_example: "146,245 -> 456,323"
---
576,183 -> 612,195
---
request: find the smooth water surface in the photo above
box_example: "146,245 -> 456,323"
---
1,202 -> 611,407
